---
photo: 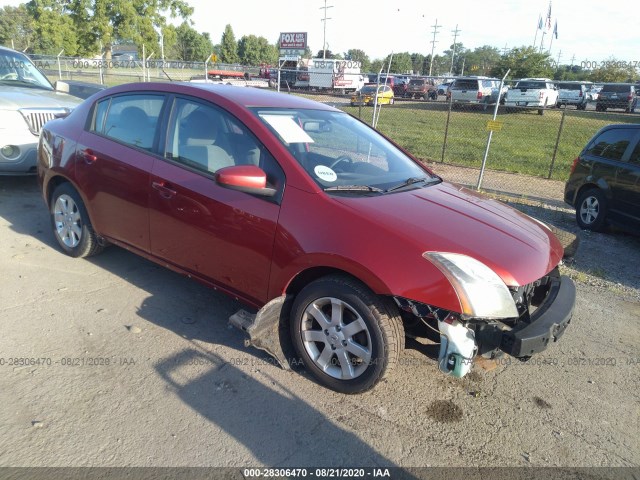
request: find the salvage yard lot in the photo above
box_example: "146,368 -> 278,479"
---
340,102 -> 640,181
0,177 -> 639,471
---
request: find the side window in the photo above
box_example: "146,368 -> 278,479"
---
93,99 -> 109,134
97,95 -> 164,151
586,129 -> 635,161
165,98 -> 285,195
628,140 -> 640,166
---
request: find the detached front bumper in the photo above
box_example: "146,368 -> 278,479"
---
500,274 -> 575,357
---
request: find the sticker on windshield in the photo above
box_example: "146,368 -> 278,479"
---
314,165 -> 337,182
260,114 -> 315,144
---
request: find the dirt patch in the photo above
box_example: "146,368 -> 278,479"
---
533,397 -> 552,409
426,400 -> 463,423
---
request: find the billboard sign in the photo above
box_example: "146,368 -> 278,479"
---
279,32 -> 307,49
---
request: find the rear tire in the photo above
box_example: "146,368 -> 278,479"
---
576,188 -> 608,232
290,275 -> 404,394
50,183 -> 103,258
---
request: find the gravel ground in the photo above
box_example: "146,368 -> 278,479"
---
0,176 -> 638,475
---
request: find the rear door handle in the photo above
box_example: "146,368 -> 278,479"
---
80,149 -> 97,164
152,181 -> 177,199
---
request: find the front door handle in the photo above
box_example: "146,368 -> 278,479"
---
80,149 -> 97,164
152,181 -> 177,199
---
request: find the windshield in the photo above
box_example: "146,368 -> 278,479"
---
251,108 -> 438,193
0,50 -> 53,90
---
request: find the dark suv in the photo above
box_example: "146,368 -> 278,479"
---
405,78 -> 437,100
564,124 -> 640,232
596,83 -> 637,112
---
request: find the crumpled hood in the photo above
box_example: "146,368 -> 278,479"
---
0,86 -> 81,110
334,181 -> 563,287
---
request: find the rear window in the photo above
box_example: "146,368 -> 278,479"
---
452,79 -> 479,90
515,81 -> 547,89
409,79 -> 425,86
601,84 -> 632,93
586,128 -> 637,161
558,83 -> 584,90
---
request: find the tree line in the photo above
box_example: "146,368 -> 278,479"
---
0,4 -> 636,82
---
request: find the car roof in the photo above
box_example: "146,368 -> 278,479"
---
0,45 -> 27,56
93,82 -> 340,111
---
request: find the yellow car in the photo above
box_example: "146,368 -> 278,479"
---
351,84 -> 395,106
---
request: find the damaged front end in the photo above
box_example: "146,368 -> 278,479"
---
394,267 -> 575,378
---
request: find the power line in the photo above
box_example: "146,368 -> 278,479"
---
320,0 -> 333,60
428,18 -> 441,76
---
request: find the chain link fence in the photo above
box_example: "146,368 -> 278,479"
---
32,57 -> 640,205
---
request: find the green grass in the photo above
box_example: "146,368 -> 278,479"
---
339,103 -> 640,181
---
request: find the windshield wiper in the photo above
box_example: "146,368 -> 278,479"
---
324,184 -> 384,193
385,176 -> 433,193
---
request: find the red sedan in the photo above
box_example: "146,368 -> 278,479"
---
38,83 -> 575,393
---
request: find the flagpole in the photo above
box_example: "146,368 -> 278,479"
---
548,33 -> 554,53
539,31 -> 546,53
533,15 -> 541,46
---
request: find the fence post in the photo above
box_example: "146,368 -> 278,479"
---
549,105 -> 567,179
56,50 -> 63,80
441,94 -> 453,163
477,69 -> 510,190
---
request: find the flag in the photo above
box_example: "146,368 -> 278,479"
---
537,14 -> 543,30
546,2 -> 552,30
553,20 -> 558,39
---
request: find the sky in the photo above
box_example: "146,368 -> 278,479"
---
2,0 -> 636,65
188,0 -> 635,65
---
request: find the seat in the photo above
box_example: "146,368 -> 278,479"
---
107,106 -> 155,150
179,110 -> 234,172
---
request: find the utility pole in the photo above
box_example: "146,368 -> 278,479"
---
556,49 -> 562,69
320,0 -> 333,60
428,19 -> 441,76
570,54 -> 576,67
450,24 -> 461,75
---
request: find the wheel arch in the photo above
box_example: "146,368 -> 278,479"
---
574,181 -> 612,207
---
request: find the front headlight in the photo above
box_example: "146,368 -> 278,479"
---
0,109 -> 26,130
423,252 -> 518,319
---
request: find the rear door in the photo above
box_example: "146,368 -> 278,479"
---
613,133 -> 640,223
148,96 -> 284,305
75,93 -> 166,252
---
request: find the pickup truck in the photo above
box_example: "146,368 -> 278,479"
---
504,78 -> 558,115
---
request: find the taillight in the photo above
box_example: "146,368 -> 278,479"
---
477,91 -> 483,99
579,91 -> 583,97
628,93 -> 633,100
570,156 -> 580,174
539,91 -> 544,99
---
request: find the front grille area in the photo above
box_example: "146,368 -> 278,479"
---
18,108 -> 69,136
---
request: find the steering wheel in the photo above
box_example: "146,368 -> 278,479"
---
330,155 -> 353,170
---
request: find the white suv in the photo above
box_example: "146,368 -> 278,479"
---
0,47 -> 81,175
504,78 -> 558,115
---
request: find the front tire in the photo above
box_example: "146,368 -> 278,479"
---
50,183 -> 103,258
576,188 -> 608,232
290,275 -> 404,394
